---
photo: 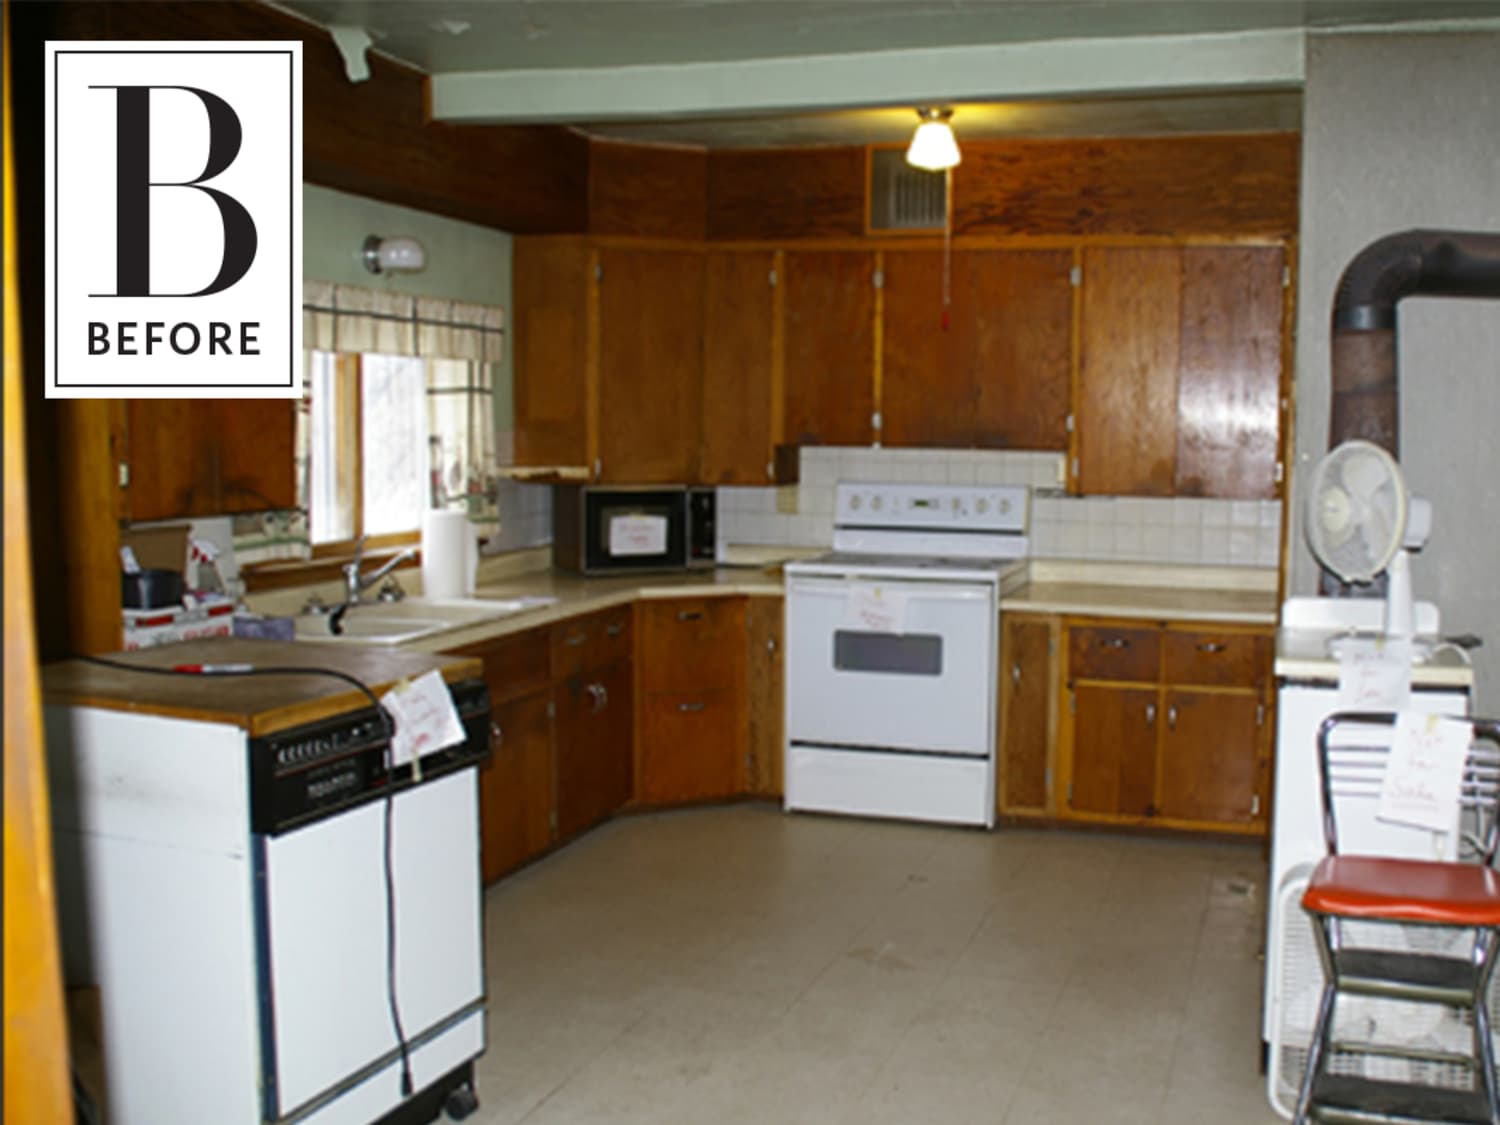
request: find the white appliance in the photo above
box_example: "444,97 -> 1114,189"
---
1262,597 -> 1474,1118
783,482 -> 1029,828
45,681 -> 491,1125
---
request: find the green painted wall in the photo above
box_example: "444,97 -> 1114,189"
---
302,184 -> 514,430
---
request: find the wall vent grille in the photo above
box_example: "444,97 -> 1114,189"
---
868,149 -> 947,232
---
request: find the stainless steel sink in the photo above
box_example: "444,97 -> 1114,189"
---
293,594 -> 559,645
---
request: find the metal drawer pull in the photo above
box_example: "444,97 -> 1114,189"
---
1103,637 -> 1130,649
1196,641 -> 1227,654
1146,702 -> 1157,725
677,610 -> 704,622
490,721 -> 504,747
606,623 -> 624,637
1168,705 -> 1177,730
586,683 -> 608,713
564,633 -> 586,647
1012,663 -> 1022,687
679,701 -> 706,713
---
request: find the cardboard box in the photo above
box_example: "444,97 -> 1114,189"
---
120,523 -> 191,575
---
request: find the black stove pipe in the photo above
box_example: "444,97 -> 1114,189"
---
1329,229 -> 1500,457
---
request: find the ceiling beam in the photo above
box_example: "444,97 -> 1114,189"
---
429,28 -> 1305,124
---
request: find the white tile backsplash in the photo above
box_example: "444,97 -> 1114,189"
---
716,447 -> 1282,568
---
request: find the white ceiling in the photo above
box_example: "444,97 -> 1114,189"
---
273,0 -> 1500,145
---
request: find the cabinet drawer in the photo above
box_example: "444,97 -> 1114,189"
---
459,625 -> 551,705
1163,630 -> 1269,688
638,598 -> 745,693
1068,625 -> 1160,683
638,688 -> 741,803
551,605 -> 633,678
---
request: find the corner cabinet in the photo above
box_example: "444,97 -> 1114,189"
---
1057,617 -> 1272,835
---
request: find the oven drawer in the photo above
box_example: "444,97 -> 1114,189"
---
1068,624 -> 1161,683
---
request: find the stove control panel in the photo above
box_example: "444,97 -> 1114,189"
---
835,483 -> 1029,533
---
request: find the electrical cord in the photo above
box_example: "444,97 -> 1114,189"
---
79,656 -> 417,1099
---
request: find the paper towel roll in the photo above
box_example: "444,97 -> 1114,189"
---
421,510 -> 476,600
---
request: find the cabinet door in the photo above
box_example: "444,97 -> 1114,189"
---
1077,247 -> 1181,496
701,250 -> 777,484
512,238 -> 591,469
782,250 -> 875,446
125,399 -> 295,520
638,598 -> 745,693
1156,689 -> 1263,827
479,690 -> 554,885
638,688 -> 741,804
1175,246 -> 1284,500
555,660 -> 634,839
883,249 -> 1072,450
998,615 -> 1055,816
1068,684 -> 1159,818
597,247 -> 704,483
744,596 -> 784,798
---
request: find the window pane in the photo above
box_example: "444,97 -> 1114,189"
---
307,350 -> 354,544
361,354 -> 428,536
427,359 -> 497,522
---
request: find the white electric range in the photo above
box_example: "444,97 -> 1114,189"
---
783,482 -> 1030,828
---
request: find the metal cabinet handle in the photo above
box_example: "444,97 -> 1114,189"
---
489,721 -> 504,747
586,683 -> 607,713
1168,705 -> 1177,730
1197,641 -> 1227,654
606,623 -> 624,638
1146,702 -> 1156,726
767,637 -> 777,654
677,610 -> 704,622
564,633 -> 586,647
1012,663 -> 1022,687
679,701 -> 706,713
1104,637 -> 1130,650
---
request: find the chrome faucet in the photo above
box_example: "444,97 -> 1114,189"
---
341,536 -> 417,606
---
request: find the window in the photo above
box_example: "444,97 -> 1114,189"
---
299,283 -> 504,553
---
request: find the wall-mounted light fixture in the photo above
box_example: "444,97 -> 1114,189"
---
905,107 -> 961,172
362,235 -> 427,274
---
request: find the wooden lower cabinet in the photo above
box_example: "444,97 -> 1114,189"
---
555,659 -> 634,839
997,613 -> 1057,817
479,688 -> 555,885
1156,689 -> 1264,826
637,689 -> 741,803
1067,684 -> 1159,818
744,596 -> 784,798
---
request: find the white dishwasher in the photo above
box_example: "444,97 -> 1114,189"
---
43,644 -> 492,1125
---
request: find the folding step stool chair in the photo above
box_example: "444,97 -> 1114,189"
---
1294,712 -> 1500,1125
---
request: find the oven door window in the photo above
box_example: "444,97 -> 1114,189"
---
833,631 -> 942,676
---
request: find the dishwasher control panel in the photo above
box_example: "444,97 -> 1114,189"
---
249,679 -> 490,835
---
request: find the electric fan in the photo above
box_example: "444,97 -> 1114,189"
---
1304,439 -> 1432,643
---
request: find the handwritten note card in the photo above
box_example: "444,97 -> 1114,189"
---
1377,711 -> 1470,833
381,671 -> 467,768
1337,637 -> 1413,711
608,514 -> 668,558
845,584 -> 908,634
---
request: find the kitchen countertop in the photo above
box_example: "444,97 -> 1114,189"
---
1000,582 -> 1278,624
1275,630 -> 1476,687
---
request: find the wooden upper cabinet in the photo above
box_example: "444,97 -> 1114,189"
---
124,399 -> 295,521
1175,246 -> 1284,500
512,237 -> 592,470
1077,246 -> 1182,496
782,250 -> 876,447
700,249 -> 778,484
882,248 -> 1073,449
1077,244 -> 1285,499
597,246 -> 705,483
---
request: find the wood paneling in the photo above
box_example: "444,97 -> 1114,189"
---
597,247 -> 704,482
1176,246 -> 1284,499
1077,247 -> 1182,496
744,597 -> 784,798
590,140 -> 707,240
700,250 -> 777,483
1157,690 -> 1262,825
40,2 -> 588,234
882,248 -> 1072,448
782,250 -> 876,446
513,239 -> 592,468
706,147 -> 866,241
953,134 -> 1300,239
998,615 -> 1055,815
1069,684 -> 1159,818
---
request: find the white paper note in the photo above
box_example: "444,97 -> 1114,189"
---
1378,711 -> 1470,833
1337,637 -> 1413,711
846,585 -> 908,634
608,514 -> 668,557
381,670 -> 467,768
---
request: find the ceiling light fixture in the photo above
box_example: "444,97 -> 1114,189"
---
362,235 -> 427,274
905,107 -> 961,172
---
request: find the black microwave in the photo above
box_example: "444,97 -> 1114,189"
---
553,485 -> 716,574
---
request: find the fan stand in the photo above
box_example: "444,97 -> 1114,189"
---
1384,548 -> 1415,641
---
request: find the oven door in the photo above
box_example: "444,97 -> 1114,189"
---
785,575 -> 996,756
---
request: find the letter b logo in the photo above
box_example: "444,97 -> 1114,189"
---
101,85 -> 258,297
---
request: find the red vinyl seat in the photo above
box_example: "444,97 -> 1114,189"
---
1303,854 -> 1500,928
